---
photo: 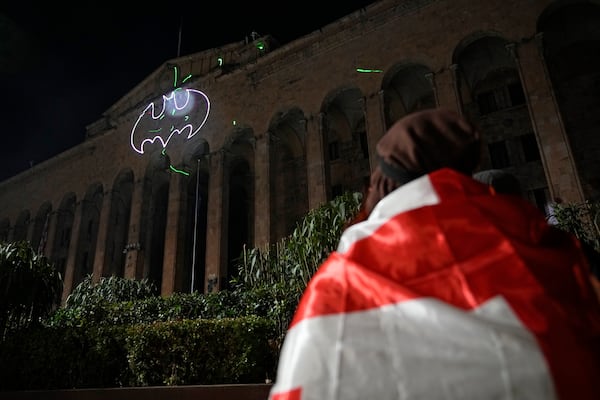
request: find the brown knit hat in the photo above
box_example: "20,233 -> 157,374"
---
364,107 -> 481,214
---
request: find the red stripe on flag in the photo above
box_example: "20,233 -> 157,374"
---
270,387 -> 301,400
292,170 -> 599,322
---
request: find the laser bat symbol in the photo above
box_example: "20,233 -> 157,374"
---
130,87 -> 211,155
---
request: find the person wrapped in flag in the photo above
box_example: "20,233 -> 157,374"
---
269,107 -> 600,400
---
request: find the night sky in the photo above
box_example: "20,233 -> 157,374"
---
0,1 -> 375,182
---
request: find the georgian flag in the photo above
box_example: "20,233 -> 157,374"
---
269,168 -> 600,400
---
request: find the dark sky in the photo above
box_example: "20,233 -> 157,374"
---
0,1 -> 375,182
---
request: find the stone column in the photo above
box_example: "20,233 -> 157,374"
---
6,225 -> 13,243
434,65 -> 463,113
61,200 -> 83,304
507,37 -> 584,203
450,64 -> 464,115
124,179 -> 144,280
364,91 -> 386,172
161,172 -> 186,296
305,114 -> 328,209
425,72 -> 439,107
92,189 -> 113,282
188,158 -> 205,294
254,132 -> 270,248
25,215 -> 34,243
42,211 -> 57,259
204,150 -> 226,293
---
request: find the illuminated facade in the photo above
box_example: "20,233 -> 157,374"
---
1,0 -> 599,301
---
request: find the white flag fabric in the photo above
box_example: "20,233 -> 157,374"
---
269,168 -> 600,400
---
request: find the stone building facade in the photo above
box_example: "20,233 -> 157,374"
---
0,0 -> 598,302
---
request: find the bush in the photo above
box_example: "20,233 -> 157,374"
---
549,200 -> 600,250
232,191 -> 362,293
0,241 -> 62,341
549,200 -> 600,278
0,324 -> 130,390
0,315 -> 277,390
0,192 -> 362,390
65,274 -> 158,309
231,191 -> 361,341
125,317 -> 277,386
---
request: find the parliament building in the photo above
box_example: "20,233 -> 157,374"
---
0,0 -> 598,301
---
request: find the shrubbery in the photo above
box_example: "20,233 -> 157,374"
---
0,241 -> 62,341
0,191 -> 362,390
550,200 -> 600,251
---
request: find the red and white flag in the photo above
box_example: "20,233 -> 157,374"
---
269,168 -> 600,400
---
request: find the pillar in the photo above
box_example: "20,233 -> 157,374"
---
508,37 -> 584,203
42,211 -> 57,259
204,150 -> 226,292
434,65 -> 463,113
161,172 -> 187,296
92,189 -> 113,282
254,133 -> 270,248
124,179 -> 144,280
61,200 -> 83,304
305,114 -> 328,209
364,91 -> 386,172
